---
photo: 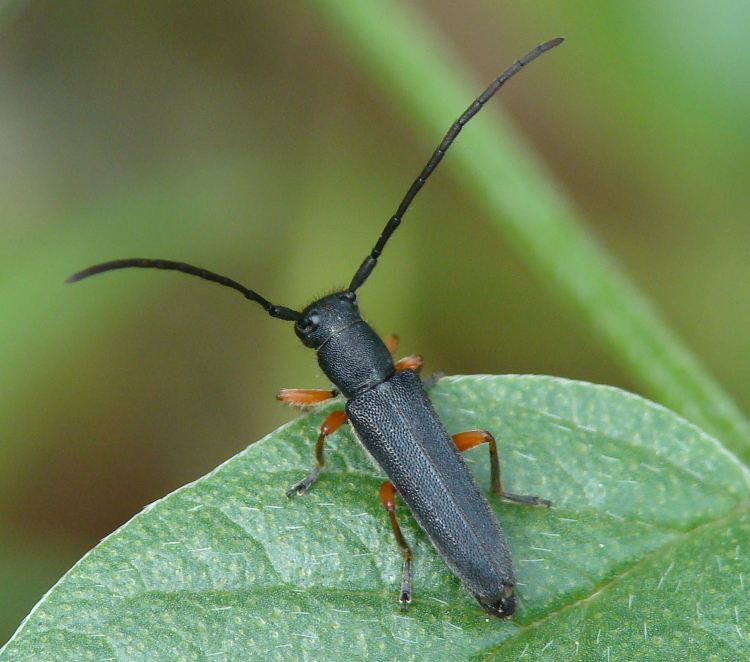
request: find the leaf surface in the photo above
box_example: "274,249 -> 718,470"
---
3,376 -> 748,660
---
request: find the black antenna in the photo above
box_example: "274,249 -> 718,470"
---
66,258 -> 302,321
348,37 -> 564,292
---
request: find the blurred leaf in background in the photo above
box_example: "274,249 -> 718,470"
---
1,0 -> 749,647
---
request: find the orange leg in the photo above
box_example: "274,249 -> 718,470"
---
452,431 -> 551,507
276,388 -> 338,408
395,354 -> 423,373
286,410 -> 347,497
384,333 -> 423,374
379,481 -> 413,611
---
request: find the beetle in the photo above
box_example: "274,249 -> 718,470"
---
67,38 -> 562,617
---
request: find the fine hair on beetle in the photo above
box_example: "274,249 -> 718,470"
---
68,37 -> 562,618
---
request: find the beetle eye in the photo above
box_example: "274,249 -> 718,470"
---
296,314 -> 319,334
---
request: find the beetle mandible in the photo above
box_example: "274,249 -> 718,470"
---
68,37 -> 562,617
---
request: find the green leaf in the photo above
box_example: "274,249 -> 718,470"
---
2,376 -> 748,660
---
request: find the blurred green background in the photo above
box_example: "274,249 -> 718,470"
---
2,0 -> 749,645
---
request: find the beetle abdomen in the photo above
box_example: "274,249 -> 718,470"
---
345,370 -> 515,603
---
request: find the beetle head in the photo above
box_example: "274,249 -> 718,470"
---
294,291 -> 360,349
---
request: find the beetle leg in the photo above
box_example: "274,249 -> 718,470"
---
286,410 -> 347,497
384,334 -> 424,374
276,388 -> 339,409
451,431 -> 551,507
379,481 -> 413,611
394,354 -> 423,373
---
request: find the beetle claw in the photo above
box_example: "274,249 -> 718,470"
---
286,481 -> 308,498
399,593 -> 411,611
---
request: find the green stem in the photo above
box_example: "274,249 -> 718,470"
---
313,0 -> 750,458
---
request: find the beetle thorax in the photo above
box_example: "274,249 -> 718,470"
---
294,292 -> 394,398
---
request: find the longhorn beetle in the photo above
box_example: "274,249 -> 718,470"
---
68,38 -> 562,618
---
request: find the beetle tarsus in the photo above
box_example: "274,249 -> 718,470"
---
501,492 -> 552,508
399,558 -> 413,611
285,467 -> 321,498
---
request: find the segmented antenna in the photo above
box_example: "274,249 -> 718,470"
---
66,258 -> 302,321
348,37 -> 564,292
